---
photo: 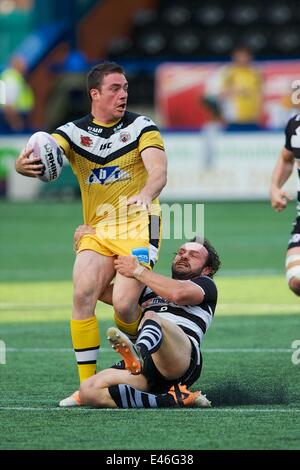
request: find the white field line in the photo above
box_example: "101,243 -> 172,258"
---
0,406 -> 299,413
4,347 -> 293,353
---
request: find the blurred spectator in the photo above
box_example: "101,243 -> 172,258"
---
200,68 -> 225,169
219,46 -> 262,129
0,55 -> 34,133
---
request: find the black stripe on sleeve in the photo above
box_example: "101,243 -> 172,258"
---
53,129 -> 72,146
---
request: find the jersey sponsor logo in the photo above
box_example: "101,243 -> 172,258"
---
113,122 -> 123,133
87,126 -> 103,135
100,142 -> 112,151
80,135 -> 93,147
142,297 -> 169,309
88,166 -> 130,185
119,132 -> 131,143
131,247 -> 149,263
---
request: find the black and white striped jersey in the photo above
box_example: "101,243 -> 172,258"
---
285,114 -> 300,214
285,113 -> 300,159
139,276 -> 218,349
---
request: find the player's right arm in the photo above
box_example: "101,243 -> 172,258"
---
270,147 -> 294,212
15,126 -> 71,178
15,147 -> 44,178
51,130 -> 71,160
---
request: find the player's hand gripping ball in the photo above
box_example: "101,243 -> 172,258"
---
26,131 -> 63,182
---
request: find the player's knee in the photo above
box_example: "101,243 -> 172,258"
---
286,255 -> 300,296
289,277 -> 300,296
79,380 -> 93,405
73,283 -> 97,310
139,310 -> 162,328
79,380 -> 106,407
113,298 -> 137,322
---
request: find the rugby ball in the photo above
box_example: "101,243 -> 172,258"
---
26,131 -> 63,182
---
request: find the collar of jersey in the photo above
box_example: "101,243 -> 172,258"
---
92,116 -> 122,128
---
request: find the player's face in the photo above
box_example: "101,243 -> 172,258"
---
92,73 -> 128,122
172,242 -> 209,280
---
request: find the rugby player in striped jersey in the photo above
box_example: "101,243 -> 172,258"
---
79,236 -> 220,408
270,113 -> 300,296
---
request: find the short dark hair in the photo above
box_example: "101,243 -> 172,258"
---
189,236 -> 221,278
86,62 -> 125,100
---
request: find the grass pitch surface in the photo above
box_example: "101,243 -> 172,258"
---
0,201 -> 299,450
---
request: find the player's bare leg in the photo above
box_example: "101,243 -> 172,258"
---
59,250 -> 115,407
286,247 -> 300,296
112,272 -> 146,338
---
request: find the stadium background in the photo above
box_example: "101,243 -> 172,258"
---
0,0 -> 300,451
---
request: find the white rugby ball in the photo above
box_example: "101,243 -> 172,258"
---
26,131 -> 63,182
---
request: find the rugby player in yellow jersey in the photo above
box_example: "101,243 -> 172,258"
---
15,62 -> 167,406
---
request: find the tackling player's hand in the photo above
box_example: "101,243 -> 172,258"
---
114,255 -> 140,278
127,193 -> 152,211
74,224 -> 95,251
270,188 -> 292,212
15,147 -> 45,177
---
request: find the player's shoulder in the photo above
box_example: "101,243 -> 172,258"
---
191,275 -> 218,295
55,114 -> 91,134
123,111 -> 159,130
285,113 -> 300,131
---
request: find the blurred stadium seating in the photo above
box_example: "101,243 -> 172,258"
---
106,0 -> 300,104
2,0 -> 300,199
2,0 -> 300,114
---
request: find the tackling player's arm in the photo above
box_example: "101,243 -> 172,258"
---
270,147 -> 294,212
127,147 -> 167,210
114,255 -> 203,306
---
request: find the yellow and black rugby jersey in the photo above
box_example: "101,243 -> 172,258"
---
52,112 -> 165,226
